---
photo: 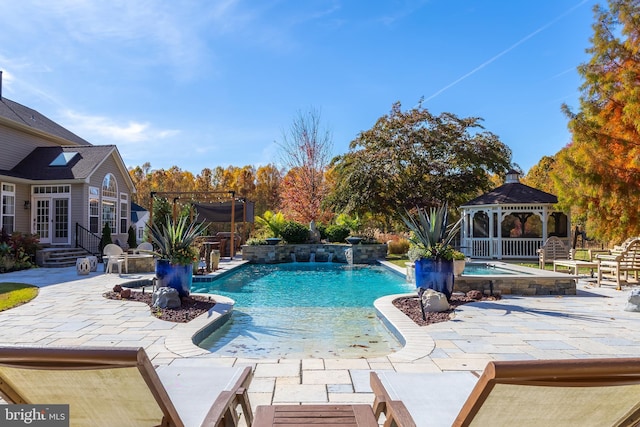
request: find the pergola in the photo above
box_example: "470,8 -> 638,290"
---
149,191 -> 254,257
459,170 -> 570,259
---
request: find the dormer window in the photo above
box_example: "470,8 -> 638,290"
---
49,152 -> 78,166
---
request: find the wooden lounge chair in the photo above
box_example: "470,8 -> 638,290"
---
537,236 -> 572,269
371,358 -> 640,427
597,238 -> 640,290
0,346 -> 253,427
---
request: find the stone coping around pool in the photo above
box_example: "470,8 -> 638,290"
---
373,293 -> 435,362
164,293 -> 237,358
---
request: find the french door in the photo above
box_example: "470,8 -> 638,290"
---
33,196 -> 69,245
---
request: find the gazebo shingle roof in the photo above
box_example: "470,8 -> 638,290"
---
462,182 -> 558,206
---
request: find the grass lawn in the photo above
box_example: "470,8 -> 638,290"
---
0,283 -> 38,312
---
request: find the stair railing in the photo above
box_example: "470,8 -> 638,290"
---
75,223 -> 101,257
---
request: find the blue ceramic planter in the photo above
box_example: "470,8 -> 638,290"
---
155,259 -> 193,297
414,258 -> 454,301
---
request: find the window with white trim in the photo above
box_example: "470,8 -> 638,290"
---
1,183 -> 15,234
101,174 -> 117,233
120,193 -> 128,234
89,186 -> 99,233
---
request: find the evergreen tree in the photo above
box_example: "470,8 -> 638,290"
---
99,222 -> 112,252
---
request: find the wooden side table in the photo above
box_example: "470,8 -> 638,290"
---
254,404 -> 378,426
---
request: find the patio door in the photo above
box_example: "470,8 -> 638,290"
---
33,196 -> 70,245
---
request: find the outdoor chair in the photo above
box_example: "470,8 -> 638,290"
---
133,241 -> 154,254
0,346 -> 253,427
537,236 -> 573,269
370,358 -> 640,427
103,243 -> 127,274
597,237 -> 640,290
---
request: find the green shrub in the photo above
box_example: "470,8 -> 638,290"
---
246,238 -> 268,246
0,230 -> 40,273
316,222 -> 327,240
127,225 -> 137,249
280,221 -> 309,244
325,224 -> 350,243
99,222 -> 113,252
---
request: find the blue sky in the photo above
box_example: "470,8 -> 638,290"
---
1,0 -> 598,174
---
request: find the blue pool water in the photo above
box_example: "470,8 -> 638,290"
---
462,263 -> 521,275
193,263 -> 414,358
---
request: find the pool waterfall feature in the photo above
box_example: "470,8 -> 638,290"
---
242,243 -> 387,265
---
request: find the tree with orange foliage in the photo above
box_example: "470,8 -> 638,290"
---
278,108 -> 333,223
554,0 -> 640,244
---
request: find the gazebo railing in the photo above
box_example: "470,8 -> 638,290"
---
465,237 -> 562,259
501,238 -> 544,259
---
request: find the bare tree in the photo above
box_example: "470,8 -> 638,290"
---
278,108 -> 334,223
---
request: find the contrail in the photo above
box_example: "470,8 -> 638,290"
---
424,0 -> 592,102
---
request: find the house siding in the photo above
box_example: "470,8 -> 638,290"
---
90,155 -> 134,244
0,124 -> 60,170
69,183 -> 86,246
13,182 -> 31,233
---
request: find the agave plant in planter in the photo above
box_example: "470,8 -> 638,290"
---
148,215 -> 208,297
402,204 -> 463,308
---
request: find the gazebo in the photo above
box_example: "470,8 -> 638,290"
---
459,170 -> 570,259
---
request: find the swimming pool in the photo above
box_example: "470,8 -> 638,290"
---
192,263 -> 414,358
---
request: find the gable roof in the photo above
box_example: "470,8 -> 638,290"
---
131,202 -> 149,223
462,182 -> 558,206
4,145 -> 116,181
0,97 -> 91,146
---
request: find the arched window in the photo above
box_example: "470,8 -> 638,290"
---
102,174 -> 118,233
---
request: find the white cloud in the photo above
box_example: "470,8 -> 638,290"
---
61,109 -> 179,143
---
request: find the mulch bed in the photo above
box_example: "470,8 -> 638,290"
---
393,293 -> 501,326
104,287 -> 499,326
104,290 -> 216,323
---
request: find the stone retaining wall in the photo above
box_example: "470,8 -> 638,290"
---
453,276 -> 575,295
405,262 -> 576,296
242,243 -> 388,264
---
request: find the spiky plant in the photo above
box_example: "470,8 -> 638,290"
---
401,204 -> 462,261
148,215 -> 208,265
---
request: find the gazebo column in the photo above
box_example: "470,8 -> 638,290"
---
495,207 -> 502,259
542,206 -> 548,240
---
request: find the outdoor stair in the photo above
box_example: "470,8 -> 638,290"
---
36,248 -> 94,268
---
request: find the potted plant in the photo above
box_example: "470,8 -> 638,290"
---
402,204 -> 462,301
148,215 -> 208,297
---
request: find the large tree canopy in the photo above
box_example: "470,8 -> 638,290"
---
327,101 -> 512,221
553,0 -> 640,243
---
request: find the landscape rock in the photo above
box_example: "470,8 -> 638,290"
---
420,288 -> 450,312
625,289 -> 640,312
152,287 -> 181,309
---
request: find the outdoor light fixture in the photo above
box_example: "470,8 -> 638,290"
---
24,200 -> 31,210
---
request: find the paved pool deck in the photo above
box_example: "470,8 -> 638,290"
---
0,261 -> 639,412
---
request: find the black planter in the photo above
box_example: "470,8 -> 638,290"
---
414,258 -> 454,300
345,236 -> 363,245
265,238 -> 282,246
